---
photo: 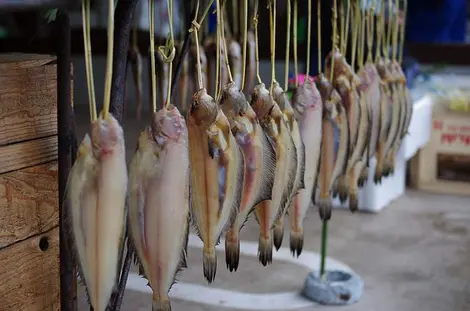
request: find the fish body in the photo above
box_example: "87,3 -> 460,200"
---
219,82 -> 276,271
128,107 -> 190,311
188,88 -> 244,282
315,74 -> 349,220
244,31 -> 256,93
374,59 -> 393,183
289,77 -> 322,256
228,39 -> 243,89
250,83 -> 297,265
272,81 -> 305,250
66,115 -> 127,311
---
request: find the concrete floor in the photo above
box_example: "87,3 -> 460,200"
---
74,105 -> 470,311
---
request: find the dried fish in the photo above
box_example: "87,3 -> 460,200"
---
128,107 -> 190,311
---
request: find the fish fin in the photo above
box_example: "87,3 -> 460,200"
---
177,213 -> 190,275
317,196 -> 332,221
250,130 -> 276,209
298,140 -> 306,190
273,217 -> 284,250
203,247 -> 217,283
290,228 -> 304,257
225,228 -> 240,272
337,175 -> 349,203
312,140 -> 322,205
152,296 -> 171,311
258,233 -> 273,266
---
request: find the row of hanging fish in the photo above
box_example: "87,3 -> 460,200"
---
64,0 -> 413,311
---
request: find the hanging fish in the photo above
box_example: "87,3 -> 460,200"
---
316,74 -> 349,220
250,83 -> 297,265
271,80 -> 305,250
228,38 -> 243,90
289,77 -> 322,256
128,106 -> 190,311
66,115 -> 128,311
188,88 -> 244,283
219,81 -> 276,272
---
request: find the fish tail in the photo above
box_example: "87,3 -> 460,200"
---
203,247 -> 217,283
358,166 -> 368,187
289,228 -> 304,257
152,295 -> 171,311
273,218 -> 284,251
317,196 -> 332,221
225,228 -> 240,272
257,233 -> 273,266
374,146 -> 384,184
337,175 -> 349,203
348,168 -> 359,213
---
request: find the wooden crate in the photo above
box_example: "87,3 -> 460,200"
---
410,97 -> 470,196
0,54 -> 60,311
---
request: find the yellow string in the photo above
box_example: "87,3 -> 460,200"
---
254,0 -> 261,84
149,0 -> 157,112
343,0 -> 351,56
385,0 -> 392,60
339,0 -> 344,55
101,0 -> 114,119
350,0 -> 359,70
241,0 -> 248,90
329,0 -> 337,82
317,0 -> 322,75
375,0 -> 383,64
82,0 -> 97,122
158,0 -> 176,109
284,0 -> 291,90
305,0 -> 311,76
293,0 -> 298,86
366,2 -> 375,63
399,0 -> 407,64
220,0 -> 234,83
269,0 -> 277,95
391,0 -> 399,62
358,1 -> 365,69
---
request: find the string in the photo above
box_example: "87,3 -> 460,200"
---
293,0 -> 298,86
391,0 -> 399,62
366,1 -> 375,63
284,0 -> 291,90
358,0 -> 365,69
375,0 -> 383,64
385,0 -> 392,60
317,0 -> 322,75
343,0 -> 351,56
339,0 -> 344,55
254,0 -> 262,84
82,0 -> 97,122
329,0 -> 338,82
350,0 -> 360,70
241,0 -> 248,90
269,0 -> 277,95
220,0 -> 234,83
158,0 -> 176,109
101,0 -> 115,119
149,0 -> 157,112
305,0 -> 311,76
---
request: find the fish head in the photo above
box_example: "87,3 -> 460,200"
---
151,105 -> 187,146
292,77 -> 322,117
250,83 -> 274,121
189,88 -> 218,131
315,74 -> 334,103
90,113 -> 124,159
272,81 -> 291,111
219,81 -> 248,128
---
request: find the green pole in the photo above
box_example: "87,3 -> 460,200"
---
320,219 -> 328,279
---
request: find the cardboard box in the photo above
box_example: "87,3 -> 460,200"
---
410,96 -> 470,196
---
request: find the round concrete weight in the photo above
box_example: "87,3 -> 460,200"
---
301,270 -> 363,305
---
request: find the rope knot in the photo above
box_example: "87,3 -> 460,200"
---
188,20 -> 201,33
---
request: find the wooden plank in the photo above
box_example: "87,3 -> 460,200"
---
0,53 -> 56,70
0,136 -> 57,174
0,162 -> 58,248
0,60 -> 57,146
0,226 -> 59,311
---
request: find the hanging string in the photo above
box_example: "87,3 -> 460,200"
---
358,0 -> 366,69
329,0 -> 338,82
101,0 -> 115,119
158,0 -> 176,109
284,0 -> 291,90
384,0 -> 392,60
149,0 -> 157,112
342,0 -> 351,56
241,0 -> 248,90
339,0 -> 344,55
375,0 -> 383,64
269,0 -> 277,94
366,1 -> 374,63
220,0 -> 234,83
398,0 -> 407,64
293,0 -> 298,87
317,0 -> 322,75
350,0 -> 360,70
391,0 -> 399,62
254,0 -> 262,84
82,0 -> 97,122
305,0 -> 311,76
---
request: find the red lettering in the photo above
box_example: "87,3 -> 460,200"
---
460,134 -> 470,146
433,120 -> 443,130
441,133 -> 458,144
